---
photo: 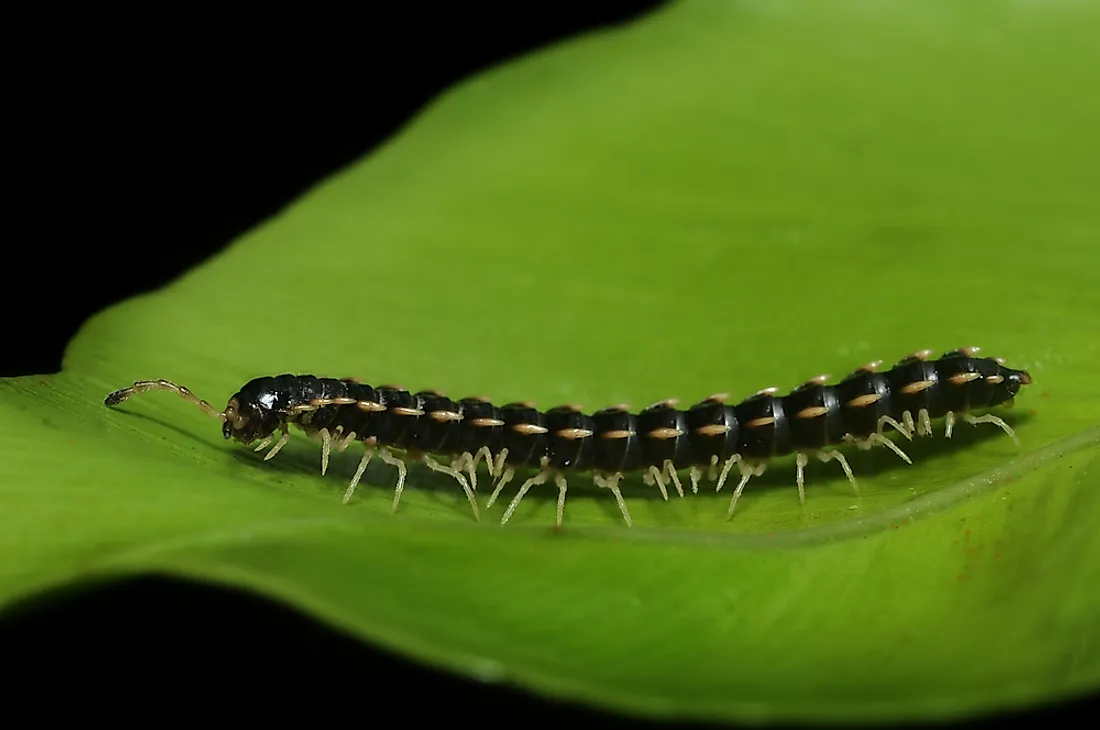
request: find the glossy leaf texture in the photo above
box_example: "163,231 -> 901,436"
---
2,0 -> 1099,724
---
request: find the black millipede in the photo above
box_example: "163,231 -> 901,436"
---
103,347 -> 1032,528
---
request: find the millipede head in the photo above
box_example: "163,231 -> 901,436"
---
221,377 -> 296,445
988,364 -> 1034,407
222,397 -> 258,442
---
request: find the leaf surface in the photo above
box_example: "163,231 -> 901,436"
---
3,0 -> 1099,723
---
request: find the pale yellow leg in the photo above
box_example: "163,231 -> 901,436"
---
379,448 -> 408,514
689,466 -> 703,494
486,467 -> 515,510
917,408 -> 933,437
594,473 -> 632,527
878,414 -> 913,440
819,450 -> 859,497
945,411 -> 956,439
320,428 -> 333,475
901,411 -> 917,439
795,452 -> 810,506
451,452 -> 478,493
865,432 -> 912,464
460,445 -> 494,491
457,452 -> 477,493
725,461 -> 759,519
263,430 -> 291,461
962,412 -> 1021,447
714,455 -> 741,492
554,472 -> 569,528
663,459 -> 684,498
342,447 -> 375,504
645,465 -> 669,501
502,470 -> 550,525
492,449 -> 509,479
423,454 -> 480,521
337,431 -> 357,451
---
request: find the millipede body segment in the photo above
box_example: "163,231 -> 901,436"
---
103,347 -> 1032,528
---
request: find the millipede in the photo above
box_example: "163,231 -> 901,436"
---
104,347 -> 1032,528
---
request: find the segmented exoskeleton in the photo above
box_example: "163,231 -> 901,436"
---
104,347 -> 1032,527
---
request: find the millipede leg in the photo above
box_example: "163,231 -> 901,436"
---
663,460 -> 684,498
714,455 -> 741,493
818,450 -> 859,498
594,473 -> 632,527
379,448 -> 408,514
901,411 -> 917,439
795,452 -> 810,506
945,411 -> 956,439
917,408 -> 933,437
492,449 -> 509,479
877,415 -> 913,440
465,458 -> 479,493
423,455 -> 480,521
689,466 -> 703,494
725,462 -> 758,519
451,452 -> 471,486
502,470 -> 549,525
262,428 -> 291,462
554,472 -> 569,528
962,412 -> 1021,447
485,467 -> 515,510
343,447 -> 376,504
644,466 -> 669,501
473,446 -> 493,474
319,428 -> 333,476
337,430 -> 358,452
469,445 -> 495,489
461,452 -> 481,493
864,433 -> 912,464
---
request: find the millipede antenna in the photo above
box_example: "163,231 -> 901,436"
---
104,379 -> 225,421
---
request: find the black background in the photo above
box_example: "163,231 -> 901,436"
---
1,5 -> 1093,725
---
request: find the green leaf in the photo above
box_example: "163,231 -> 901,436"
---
3,0 -> 1099,723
